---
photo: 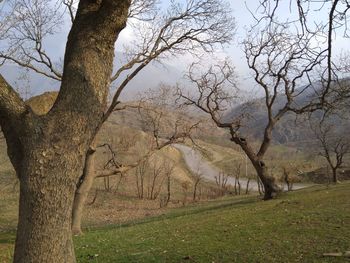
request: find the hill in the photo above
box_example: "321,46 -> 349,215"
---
0,92 -> 245,236
1,183 -> 350,262
224,86 -> 350,147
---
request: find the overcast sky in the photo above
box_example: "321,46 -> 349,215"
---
0,0 -> 348,100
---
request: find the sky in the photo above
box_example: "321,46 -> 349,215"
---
0,0 -> 348,100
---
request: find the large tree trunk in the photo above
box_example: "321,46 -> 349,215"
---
13,143 -> 87,263
254,162 -> 280,200
72,147 -> 97,236
0,1 -> 132,262
232,137 -> 279,200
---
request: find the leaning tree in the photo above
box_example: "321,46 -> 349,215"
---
178,0 -> 350,199
178,22 -> 327,199
0,0 -> 234,261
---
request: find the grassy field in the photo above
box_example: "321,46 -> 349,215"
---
1,183 -> 349,262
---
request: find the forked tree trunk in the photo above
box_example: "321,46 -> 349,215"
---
0,1 -> 132,262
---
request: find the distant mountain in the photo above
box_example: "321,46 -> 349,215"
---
224,82 -> 350,146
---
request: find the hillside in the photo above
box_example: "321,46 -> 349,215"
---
1,91 -> 337,190
224,82 -> 350,146
1,183 -> 350,262
0,92 -> 245,235
1,90 -> 350,262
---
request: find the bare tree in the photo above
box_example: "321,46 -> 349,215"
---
245,177 -> 251,195
0,0 -> 65,80
181,181 -> 191,206
72,111 -> 197,234
215,171 -> 229,196
257,176 -> 264,196
233,165 -> 241,196
311,117 -> 350,183
146,160 -> 164,200
135,159 -> 148,199
192,170 -> 203,202
71,85 -> 199,234
100,142 -> 128,193
177,60 -> 278,200
283,167 -> 293,191
254,0 -> 350,106
164,160 -> 174,206
177,6 -> 346,199
69,0 -> 234,234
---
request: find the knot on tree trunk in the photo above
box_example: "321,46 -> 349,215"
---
239,137 -> 247,144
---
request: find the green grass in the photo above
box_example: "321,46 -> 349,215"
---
1,183 -> 350,262
74,184 -> 350,262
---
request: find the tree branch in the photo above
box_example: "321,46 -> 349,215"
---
0,74 -> 30,127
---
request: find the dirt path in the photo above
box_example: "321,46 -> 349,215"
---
174,144 -> 309,192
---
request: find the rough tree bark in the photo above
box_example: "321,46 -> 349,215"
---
0,1 -> 131,262
231,136 -> 279,200
71,145 -> 97,235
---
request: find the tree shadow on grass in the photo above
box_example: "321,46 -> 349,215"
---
86,196 -> 260,232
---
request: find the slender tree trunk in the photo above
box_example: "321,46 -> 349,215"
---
332,167 -> 338,183
71,147 -> 96,235
245,179 -> 250,195
326,165 -> 331,185
234,178 -> 237,195
193,181 -> 198,201
140,175 -> 144,199
257,177 -> 261,195
166,176 -> 171,205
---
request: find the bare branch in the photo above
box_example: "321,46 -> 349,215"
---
105,0 -> 235,120
128,0 -> 158,22
0,74 -> 33,171
0,0 -> 65,81
176,59 -> 246,138
98,84 -> 199,179
0,74 -> 30,127
62,0 -> 78,24
254,0 -> 350,109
